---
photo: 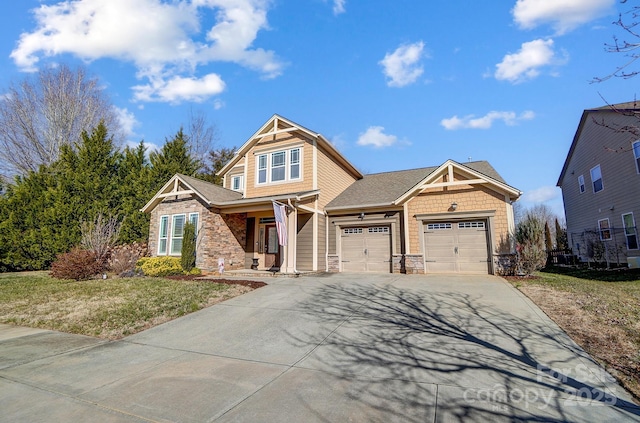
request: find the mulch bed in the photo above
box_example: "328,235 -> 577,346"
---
165,274 -> 267,289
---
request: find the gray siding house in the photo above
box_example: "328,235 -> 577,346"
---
557,102 -> 640,266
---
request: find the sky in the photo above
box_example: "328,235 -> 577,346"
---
0,0 -> 637,219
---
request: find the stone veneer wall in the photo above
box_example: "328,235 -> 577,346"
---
327,255 -> 340,272
149,197 -> 247,272
392,254 -> 425,274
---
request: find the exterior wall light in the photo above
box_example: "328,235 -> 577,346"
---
451,202 -> 458,211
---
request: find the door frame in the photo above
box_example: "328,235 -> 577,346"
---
264,224 -> 281,271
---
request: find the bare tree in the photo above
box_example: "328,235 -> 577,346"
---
0,64 -> 121,177
185,107 -> 220,166
593,0 -> 640,82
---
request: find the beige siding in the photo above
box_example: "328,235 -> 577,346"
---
316,143 -> 359,209
407,184 -> 510,255
560,111 -> 640,259
317,214 -> 326,270
296,213 -> 314,271
244,133 -> 315,198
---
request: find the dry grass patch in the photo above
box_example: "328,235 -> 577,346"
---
508,267 -> 640,401
0,271 -> 257,339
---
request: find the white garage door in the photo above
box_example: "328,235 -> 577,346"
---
341,226 -> 391,272
423,221 -> 489,274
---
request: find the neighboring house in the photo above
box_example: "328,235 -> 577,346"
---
143,114 -> 521,274
557,102 -> 640,266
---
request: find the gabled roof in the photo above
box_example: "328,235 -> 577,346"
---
141,174 -> 319,213
141,174 -> 243,213
217,114 -> 363,179
326,160 -> 520,211
557,101 -> 640,186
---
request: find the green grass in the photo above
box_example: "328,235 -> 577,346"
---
0,271 -> 250,339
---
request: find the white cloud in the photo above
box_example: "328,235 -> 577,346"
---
441,110 -> 535,130
11,0 -> 283,103
113,106 -> 139,137
512,0 -> 614,35
379,41 -> 426,87
521,186 -> 561,203
495,38 -> 556,83
133,73 -> 225,103
213,99 -> 225,110
357,126 -> 398,148
333,0 -> 346,15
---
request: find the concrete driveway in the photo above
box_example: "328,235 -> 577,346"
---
1,273 -> 639,422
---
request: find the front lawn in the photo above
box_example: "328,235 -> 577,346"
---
509,266 -> 640,400
0,272 -> 258,339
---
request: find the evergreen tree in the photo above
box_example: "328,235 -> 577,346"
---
544,221 -> 553,252
555,218 -> 568,250
181,222 -> 196,272
199,146 -> 236,185
118,142 -> 153,243
150,128 -> 201,183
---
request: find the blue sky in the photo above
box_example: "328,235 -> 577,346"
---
0,0 -> 636,218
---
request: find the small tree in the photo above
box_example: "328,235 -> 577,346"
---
80,213 -> 121,266
555,218 -> 568,250
515,213 -> 547,275
180,222 -> 196,272
544,221 -> 553,252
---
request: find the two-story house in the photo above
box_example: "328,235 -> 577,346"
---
557,102 -> 640,267
143,115 -> 521,274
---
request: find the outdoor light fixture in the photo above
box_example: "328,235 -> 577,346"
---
451,202 -> 458,211
359,212 -> 365,220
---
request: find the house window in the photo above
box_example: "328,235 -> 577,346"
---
578,175 -> 585,194
170,214 -> 186,255
257,155 -> 267,184
271,151 -> 286,182
189,212 -> 199,235
255,147 -> 303,185
598,218 -> 611,241
290,148 -> 300,180
231,175 -> 243,192
634,141 -> 640,174
158,215 -> 169,254
623,213 -> 638,250
591,165 -> 603,193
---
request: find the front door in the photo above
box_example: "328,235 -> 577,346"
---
264,225 -> 281,271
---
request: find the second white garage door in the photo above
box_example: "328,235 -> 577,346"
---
423,220 -> 489,274
341,226 -> 391,272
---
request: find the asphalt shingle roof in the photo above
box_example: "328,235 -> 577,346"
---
177,174 -> 243,204
326,161 -> 507,209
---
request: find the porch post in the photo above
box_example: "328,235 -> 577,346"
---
285,207 -> 297,273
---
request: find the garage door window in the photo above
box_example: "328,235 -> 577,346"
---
368,227 -> 389,233
344,228 -> 363,234
458,222 -> 485,229
427,223 -> 452,230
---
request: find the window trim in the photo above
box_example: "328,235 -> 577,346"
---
598,218 -> 611,241
255,147 -> 303,186
633,140 -> 640,174
622,212 -> 638,250
158,215 -> 169,255
231,175 -> 244,192
170,214 -> 186,255
591,165 -> 603,193
578,174 -> 585,194
189,212 -> 199,236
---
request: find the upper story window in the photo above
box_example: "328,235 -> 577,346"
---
590,165 -> 603,193
633,140 -> 640,174
256,147 -> 302,185
578,175 -> 585,194
231,175 -> 244,192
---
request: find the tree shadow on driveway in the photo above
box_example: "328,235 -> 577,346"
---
286,282 -> 640,422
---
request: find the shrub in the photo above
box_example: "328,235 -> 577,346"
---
80,213 -> 121,265
515,213 -> 546,275
181,222 -> 196,272
108,242 -> 148,275
136,256 -> 183,277
50,248 -> 105,280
